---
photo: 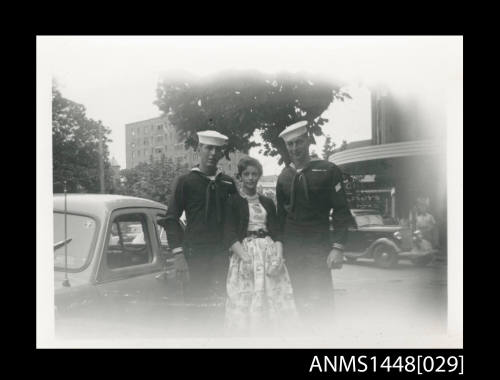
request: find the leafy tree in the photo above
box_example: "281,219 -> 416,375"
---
155,70 -> 351,165
116,155 -> 185,204
321,134 -> 336,160
52,85 -> 113,193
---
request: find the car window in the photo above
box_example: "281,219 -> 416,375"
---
106,213 -> 153,269
155,214 -> 170,252
54,212 -> 96,271
355,214 -> 384,227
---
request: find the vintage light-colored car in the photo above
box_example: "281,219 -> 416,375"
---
53,194 -> 191,336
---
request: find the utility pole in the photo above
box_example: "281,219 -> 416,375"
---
98,122 -> 105,193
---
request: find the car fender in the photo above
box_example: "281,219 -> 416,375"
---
366,238 -> 401,256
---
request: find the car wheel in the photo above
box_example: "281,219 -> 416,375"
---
411,254 -> 434,267
373,244 -> 398,269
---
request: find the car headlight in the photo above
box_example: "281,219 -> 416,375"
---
413,230 -> 423,240
393,231 -> 402,240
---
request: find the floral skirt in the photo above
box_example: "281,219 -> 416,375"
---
224,236 -> 298,334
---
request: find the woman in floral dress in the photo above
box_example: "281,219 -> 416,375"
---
223,156 -> 298,335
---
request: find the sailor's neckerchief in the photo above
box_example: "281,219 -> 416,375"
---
288,157 -> 321,214
191,166 -> 227,223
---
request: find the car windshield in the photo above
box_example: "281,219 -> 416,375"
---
355,214 -> 384,227
54,212 -> 97,271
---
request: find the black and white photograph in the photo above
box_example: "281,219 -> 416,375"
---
36,35 -> 463,350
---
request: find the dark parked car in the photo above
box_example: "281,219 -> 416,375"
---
338,209 -> 435,268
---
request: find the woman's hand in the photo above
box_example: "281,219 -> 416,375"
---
275,241 -> 283,257
231,241 -> 252,262
267,241 -> 284,276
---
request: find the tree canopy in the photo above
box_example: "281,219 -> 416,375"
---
321,134 -> 337,160
116,155 -> 186,204
154,70 -> 350,165
52,85 -> 114,193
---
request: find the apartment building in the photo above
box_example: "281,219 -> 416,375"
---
125,115 -> 245,177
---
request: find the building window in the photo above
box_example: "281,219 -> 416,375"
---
158,125 -> 162,130
156,148 -> 163,154
131,143 -> 136,149
156,135 -> 163,143
144,138 -> 149,146
132,151 -> 136,158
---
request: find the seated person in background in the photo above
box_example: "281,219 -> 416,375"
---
409,197 -> 437,246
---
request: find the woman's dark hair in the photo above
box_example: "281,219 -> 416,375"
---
237,156 -> 263,177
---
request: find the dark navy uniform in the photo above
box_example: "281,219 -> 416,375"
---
164,167 -> 238,301
276,159 -> 353,321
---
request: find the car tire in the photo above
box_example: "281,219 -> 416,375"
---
411,254 -> 434,267
373,244 -> 398,269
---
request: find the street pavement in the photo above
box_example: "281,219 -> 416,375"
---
321,256 -> 449,347
55,256 -> 452,347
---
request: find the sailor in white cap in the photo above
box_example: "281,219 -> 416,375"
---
278,120 -> 309,143
276,121 -> 354,326
163,129 -> 238,310
196,130 -> 229,147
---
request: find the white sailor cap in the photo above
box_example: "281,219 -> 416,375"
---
278,121 -> 308,142
196,130 -> 228,146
